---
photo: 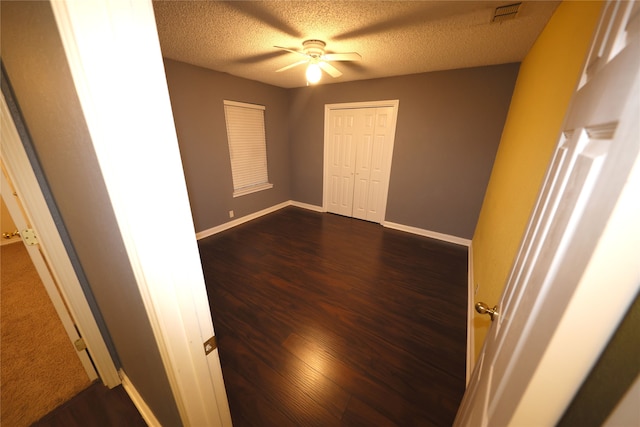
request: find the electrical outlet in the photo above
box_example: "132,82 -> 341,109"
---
229,210 -> 234,218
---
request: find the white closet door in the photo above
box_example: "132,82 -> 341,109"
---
352,109 -> 375,219
327,109 -> 358,216
355,107 -> 395,222
328,107 -> 396,222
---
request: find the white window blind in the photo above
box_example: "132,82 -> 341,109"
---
223,100 -> 273,197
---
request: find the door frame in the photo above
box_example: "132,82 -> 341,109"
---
49,1 -> 232,426
0,167 -> 98,382
1,92 -> 118,386
323,100 -> 400,222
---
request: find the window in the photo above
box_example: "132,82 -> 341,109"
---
223,100 -> 273,197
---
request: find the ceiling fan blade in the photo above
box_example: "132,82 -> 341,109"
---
275,60 -> 308,73
322,52 -> 362,62
319,61 -> 342,78
274,46 -> 309,58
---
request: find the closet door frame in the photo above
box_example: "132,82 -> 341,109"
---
323,100 -> 399,223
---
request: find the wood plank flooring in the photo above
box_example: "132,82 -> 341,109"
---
30,382 -> 146,427
198,207 -> 469,426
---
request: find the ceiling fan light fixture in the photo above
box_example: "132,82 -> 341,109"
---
275,39 -> 358,84
302,39 -> 326,57
306,62 -> 322,84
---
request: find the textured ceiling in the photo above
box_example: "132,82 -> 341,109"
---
153,1 -> 560,89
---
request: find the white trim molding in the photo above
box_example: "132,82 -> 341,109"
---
196,202 -> 472,248
120,370 -> 161,427
466,242 -> 475,385
196,200 -> 324,240
382,221 -> 472,247
290,200 -> 325,212
196,201 -> 290,240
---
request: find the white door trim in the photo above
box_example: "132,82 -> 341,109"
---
323,100 -> 400,222
49,1 -> 232,425
1,92 -> 118,387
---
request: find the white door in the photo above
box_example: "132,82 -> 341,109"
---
351,108 -> 374,219
352,107 -> 395,222
325,102 -> 399,223
455,2 -> 640,426
327,109 -> 358,216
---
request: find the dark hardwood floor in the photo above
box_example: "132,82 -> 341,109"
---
198,207 -> 469,426
30,382 -> 146,427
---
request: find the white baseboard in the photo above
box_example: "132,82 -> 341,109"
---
119,370 -> 161,427
196,201 -> 291,240
195,203 -> 472,248
196,201 -> 324,240
290,200 -> 324,212
382,221 -> 472,247
466,242 -> 475,386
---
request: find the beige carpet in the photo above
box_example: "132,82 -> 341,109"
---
1,242 -> 91,426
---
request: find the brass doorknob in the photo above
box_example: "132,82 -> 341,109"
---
475,302 -> 498,321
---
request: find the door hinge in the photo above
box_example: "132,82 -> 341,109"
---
21,228 -> 39,246
74,337 -> 87,352
204,336 -> 217,355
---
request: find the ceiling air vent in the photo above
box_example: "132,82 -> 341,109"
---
492,2 -> 522,23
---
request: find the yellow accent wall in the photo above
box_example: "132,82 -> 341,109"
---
471,1 -> 603,358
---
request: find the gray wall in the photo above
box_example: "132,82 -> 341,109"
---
1,2 -> 181,425
163,59 -> 291,232
288,64 -> 519,239
165,59 -> 518,239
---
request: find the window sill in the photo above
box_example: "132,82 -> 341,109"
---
232,183 -> 273,198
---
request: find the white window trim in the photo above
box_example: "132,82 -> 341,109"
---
232,182 -> 273,198
223,100 -> 273,198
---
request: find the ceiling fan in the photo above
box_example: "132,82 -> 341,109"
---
274,40 -> 362,84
